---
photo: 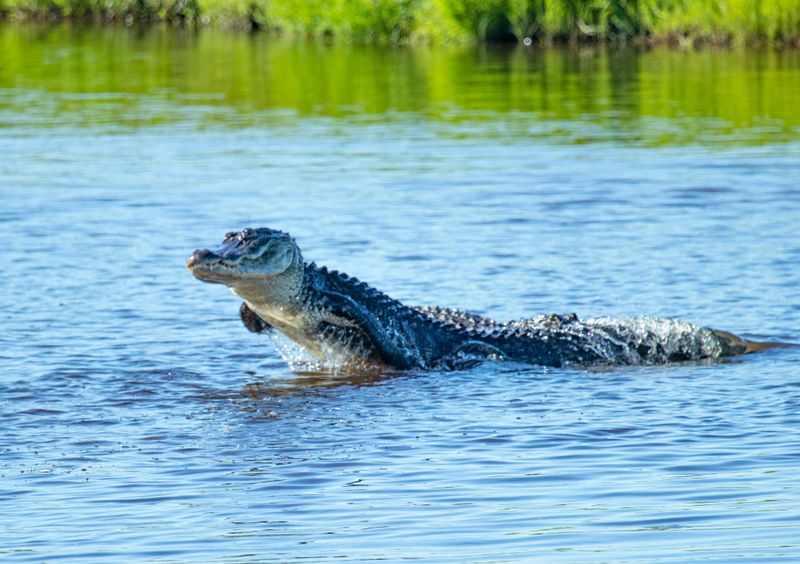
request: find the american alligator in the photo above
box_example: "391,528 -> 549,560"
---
187,227 -> 782,371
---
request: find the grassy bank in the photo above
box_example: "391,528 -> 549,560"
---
2,0 -> 800,45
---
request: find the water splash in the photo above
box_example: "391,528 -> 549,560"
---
565,316 -> 724,365
266,330 -> 385,375
265,331 -> 324,372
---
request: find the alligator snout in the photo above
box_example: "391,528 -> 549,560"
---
187,248 -> 216,269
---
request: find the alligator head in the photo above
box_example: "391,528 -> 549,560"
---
187,227 -> 305,309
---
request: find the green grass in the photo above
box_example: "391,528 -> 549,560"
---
2,0 -> 800,45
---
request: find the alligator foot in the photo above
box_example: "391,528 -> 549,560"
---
240,302 -> 272,333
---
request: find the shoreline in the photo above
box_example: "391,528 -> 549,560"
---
3,2 -> 800,48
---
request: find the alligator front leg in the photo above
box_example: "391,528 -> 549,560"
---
239,302 -> 272,334
318,290 -> 420,370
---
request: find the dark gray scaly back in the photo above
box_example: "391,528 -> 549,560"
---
296,263 -> 630,368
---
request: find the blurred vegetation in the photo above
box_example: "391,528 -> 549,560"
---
1,0 -> 800,45
3,24 -> 799,146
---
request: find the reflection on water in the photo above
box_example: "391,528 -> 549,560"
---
242,369 -> 401,397
1,23 -> 800,563
2,25 -> 800,144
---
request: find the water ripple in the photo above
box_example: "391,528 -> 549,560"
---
2,26 -> 800,564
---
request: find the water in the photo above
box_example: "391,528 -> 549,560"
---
2,24 -> 800,562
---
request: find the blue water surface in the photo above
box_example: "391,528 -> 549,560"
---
1,26 -> 800,563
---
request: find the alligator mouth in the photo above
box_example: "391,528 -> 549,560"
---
187,248 -> 267,283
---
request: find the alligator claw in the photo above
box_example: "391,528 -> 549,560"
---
240,302 -> 272,333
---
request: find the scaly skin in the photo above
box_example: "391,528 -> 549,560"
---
188,228 -> 782,371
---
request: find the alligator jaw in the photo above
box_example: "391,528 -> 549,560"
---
187,248 -> 253,285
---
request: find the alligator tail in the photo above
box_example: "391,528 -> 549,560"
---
712,329 -> 791,356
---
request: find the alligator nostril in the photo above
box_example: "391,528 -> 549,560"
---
187,248 -> 215,268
